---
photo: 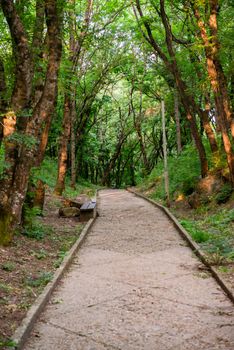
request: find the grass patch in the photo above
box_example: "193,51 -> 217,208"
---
24,271 -> 53,288
180,220 -> 211,243
137,143 -> 201,203
22,221 -> 53,240
0,338 -> 17,348
0,283 -> 13,293
180,209 -> 234,265
1,262 -> 16,272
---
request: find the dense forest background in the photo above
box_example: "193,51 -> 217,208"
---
0,0 -> 234,244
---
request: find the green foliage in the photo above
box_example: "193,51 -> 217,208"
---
180,208 -> 234,263
64,178 -> 99,199
1,261 -> 15,272
31,157 -> 58,188
0,145 -> 9,179
22,221 -> 53,240
7,132 -> 38,149
215,183 -> 233,204
138,143 -> 200,202
0,282 -> 12,292
24,271 -> 53,288
0,338 -> 17,348
22,206 -> 53,240
54,249 -> 67,268
180,220 -> 211,243
203,209 -> 234,236
32,249 -> 48,260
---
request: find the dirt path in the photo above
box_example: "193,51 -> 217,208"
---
23,189 -> 234,350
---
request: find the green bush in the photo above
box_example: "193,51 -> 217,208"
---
215,183 -> 233,204
24,271 -> 53,288
1,262 -> 15,272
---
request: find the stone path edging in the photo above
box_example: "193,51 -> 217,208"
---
11,215 -> 97,350
127,188 -> 234,305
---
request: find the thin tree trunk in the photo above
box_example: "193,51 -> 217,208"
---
54,97 -> 71,196
130,86 -> 150,174
35,115 -> 53,166
0,59 -> 7,145
174,84 -> 182,154
70,98 -> 76,188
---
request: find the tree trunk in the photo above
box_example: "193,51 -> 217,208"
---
70,98 -> 76,188
1,0 -> 32,112
0,59 -> 7,145
35,115 -> 53,166
0,0 -> 62,244
174,85 -> 182,154
135,0 -> 209,178
193,2 -> 234,183
54,96 -> 71,196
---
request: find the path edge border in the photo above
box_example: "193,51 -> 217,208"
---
127,188 -> 234,305
11,201 -> 98,350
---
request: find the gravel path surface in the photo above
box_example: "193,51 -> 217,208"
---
23,189 -> 234,350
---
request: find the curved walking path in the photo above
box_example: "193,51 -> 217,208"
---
24,189 -> 234,350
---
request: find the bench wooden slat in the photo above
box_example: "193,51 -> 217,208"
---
80,201 -> 96,211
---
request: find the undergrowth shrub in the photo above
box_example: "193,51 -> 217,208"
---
215,183 -> 233,204
137,143 -> 200,201
22,206 -> 53,240
24,271 -> 53,288
180,220 -> 211,243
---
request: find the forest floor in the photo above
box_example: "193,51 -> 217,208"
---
0,190 -> 85,348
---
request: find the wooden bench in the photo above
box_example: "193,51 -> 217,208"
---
80,201 -> 96,221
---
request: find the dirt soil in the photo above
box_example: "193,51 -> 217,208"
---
23,190 -> 234,350
0,191 -> 84,348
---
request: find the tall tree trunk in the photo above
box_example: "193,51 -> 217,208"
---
0,59 -> 7,112
35,115 -> 53,166
31,0 -> 46,108
0,0 -> 62,244
192,1 -> 234,183
130,86 -> 150,174
0,0 -> 32,225
174,84 -> 182,154
0,59 -> 7,145
135,0 -> 209,178
70,98 -> 76,188
1,0 -> 32,112
159,0 -> 209,177
54,97 -> 71,196
188,52 -> 219,154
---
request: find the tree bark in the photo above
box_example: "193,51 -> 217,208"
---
1,0 -> 32,112
174,85 -> 182,154
35,115 -> 53,166
0,0 -> 62,243
134,0 -> 208,177
0,59 -> 7,145
54,97 -> 71,196
192,1 -> 234,183
70,98 -> 76,188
